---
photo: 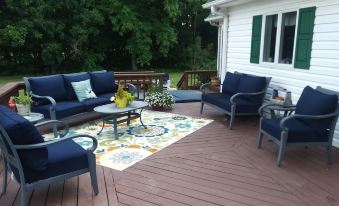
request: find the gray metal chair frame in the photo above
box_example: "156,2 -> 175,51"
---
257,86 -> 339,166
0,120 -> 98,206
200,73 -> 271,129
23,70 -> 136,136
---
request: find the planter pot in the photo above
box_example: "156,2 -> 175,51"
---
115,97 -> 128,108
151,105 -> 164,111
16,104 -> 31,115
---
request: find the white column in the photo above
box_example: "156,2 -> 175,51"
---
220,14 -> 229,82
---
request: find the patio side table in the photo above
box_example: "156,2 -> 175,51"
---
22,112 -> 44,124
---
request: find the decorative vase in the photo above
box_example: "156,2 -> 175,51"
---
115,97 -> 128,108
151,105 -> 164,111
16,104 -> 31,115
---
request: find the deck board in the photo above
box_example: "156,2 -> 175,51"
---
1,102 -> 339,205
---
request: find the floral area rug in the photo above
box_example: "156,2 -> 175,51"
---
45,110 -> 212,171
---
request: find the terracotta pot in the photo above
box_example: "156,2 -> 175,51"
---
151,105 -> 164,111
115,97 -> 128,108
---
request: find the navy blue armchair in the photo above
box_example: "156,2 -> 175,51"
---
0,105 -> 98,206
200,71 -> 271,129
257,86 -> 339,166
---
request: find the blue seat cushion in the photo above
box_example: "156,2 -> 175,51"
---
238,75 -> 267,103
15,139 -> 89,183
295,86 -> 338,134
81,97 -> 110,112
0,106 -> 48,171
222,72 -> 240,94
202,93 -> 261,113
28,75 -> 67,104
261,117 -> 329,143
90,71 -> 116,95
98,92 -> 115,100
63,72 -> 91,100
32,101 -> 85,119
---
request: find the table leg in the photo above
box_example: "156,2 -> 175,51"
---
97,116 -> 105,135
113,116 -> 118,140
139,108 -> 147,129
127,111 -> 131,125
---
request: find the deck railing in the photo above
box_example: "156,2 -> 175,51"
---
0,72 -> 164,106
177,70 -> 217,89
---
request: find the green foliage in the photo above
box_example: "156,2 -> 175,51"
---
12,90 -> 33,105
0,0 -> 216,74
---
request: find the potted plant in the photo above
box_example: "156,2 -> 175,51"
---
113,84 -> 134,108
145,91 -> 174,111
12,90 -> 33,115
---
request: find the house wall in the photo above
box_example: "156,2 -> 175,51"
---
223,0 -> 339,146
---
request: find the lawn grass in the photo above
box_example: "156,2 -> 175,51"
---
0,70 -> 183,88
0,76 -> 23,85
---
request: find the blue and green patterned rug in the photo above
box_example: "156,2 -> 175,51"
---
45,110 -> 212,171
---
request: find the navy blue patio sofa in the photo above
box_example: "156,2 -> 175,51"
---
24,70 -> 135,121
200,71 -> 271,129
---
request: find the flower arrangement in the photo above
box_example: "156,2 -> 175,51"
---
112,84 -> 134,108
145,91 -> 174,110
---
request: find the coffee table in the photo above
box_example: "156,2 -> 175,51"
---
94,101 -> 148,139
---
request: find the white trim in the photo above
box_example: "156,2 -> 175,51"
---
202,0 -> 254,9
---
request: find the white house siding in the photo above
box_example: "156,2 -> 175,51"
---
222,0 -> 339,146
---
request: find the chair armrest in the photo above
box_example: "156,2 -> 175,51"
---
31,93 -> 56,110
35,120 -> 69,138
258,103 -> 296,116
230,90 -> 266,104
280,111 -> 339,130
14,134 -> 98,152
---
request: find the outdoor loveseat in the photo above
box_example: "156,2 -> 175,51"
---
200,71 -> 271,129
24,70 -> 135,120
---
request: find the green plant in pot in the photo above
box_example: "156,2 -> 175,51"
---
145,82 -> 174,111
12,90 -> 33,115
114,85 -> 134,108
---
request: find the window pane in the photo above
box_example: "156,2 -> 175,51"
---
279,12 -> 297,64
263,14 -> 278,63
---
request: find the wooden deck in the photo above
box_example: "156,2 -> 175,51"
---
1,102 -> 339,206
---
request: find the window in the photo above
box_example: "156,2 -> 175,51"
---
279,12 -> 297,64
262,11 -> 298,65
250,7 -> 316,69
263,15 -> 278,63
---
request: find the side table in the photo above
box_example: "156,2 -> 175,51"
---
22,112 -> 44,124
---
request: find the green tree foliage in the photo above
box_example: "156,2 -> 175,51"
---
0,0 -> 216,74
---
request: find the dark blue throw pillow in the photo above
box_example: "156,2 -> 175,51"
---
63,72 -> 91,100
28,75 -> 67,104
0,106 -> 48,171
222,72 -> 240,94
295,86 -> 338,134
89,71 -> 116,95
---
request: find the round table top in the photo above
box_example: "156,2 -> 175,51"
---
94,101 -> 148,114
22,112 -> 44,123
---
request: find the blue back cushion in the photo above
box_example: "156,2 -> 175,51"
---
222,72 -> 240,94
63,72 -> 91,100
89,71 -> 116,95
296,86 -> 338,133
237,74 -> 267,103
0,106 -> 48,171
28,75 -> 67,104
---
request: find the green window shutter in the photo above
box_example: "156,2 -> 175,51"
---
250,15 -> 262,64
294,7 -> 316,69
